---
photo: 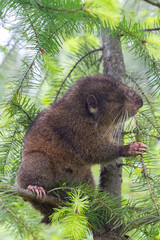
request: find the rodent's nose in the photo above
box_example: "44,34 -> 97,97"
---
136,96 -> 143,108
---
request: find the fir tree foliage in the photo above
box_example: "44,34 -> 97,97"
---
84,0 -> 120,28
51,191 -> 91,240
0,0 -> 160,239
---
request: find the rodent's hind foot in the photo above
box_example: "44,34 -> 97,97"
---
41,215 -> 52,224
121,142 -> 148,156
27,185 -> 46,198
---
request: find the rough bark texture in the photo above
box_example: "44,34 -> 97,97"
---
0,185 -> 65,207
100,30 -> 125,197
94,30 -> 126,240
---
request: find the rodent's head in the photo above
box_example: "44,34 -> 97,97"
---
74,75 -> 143,125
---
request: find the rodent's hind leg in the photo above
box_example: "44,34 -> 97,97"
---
41,215 -> 51,224
29,200 -> 54,224
17,152 -> 55,190
27,185 -> 46,198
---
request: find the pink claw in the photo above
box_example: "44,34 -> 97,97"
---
121,142 -> 148,156
27,185 -> 46,198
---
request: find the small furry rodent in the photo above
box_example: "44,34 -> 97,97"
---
17,75 -> 147,223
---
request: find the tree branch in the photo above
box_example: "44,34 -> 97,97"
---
126,74 -> 158,122
2,126 -> 18,172
36,2 -> 84,13
135,117 -> 160,216
54,47 -> 103,102
16,52 -> 39,95
118,28 -> 160,90
10,103 -> 33,122
0,197 -> 38,240
0,185 -> 65,207
139,111 -> 160,135
143,0 -> 160,8
27,14 -> 42,51
143,27 -> 160,31
1,185 -> 159,238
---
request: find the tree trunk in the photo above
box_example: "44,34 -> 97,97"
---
94,30 -> 126,239
99,30 -> 125,197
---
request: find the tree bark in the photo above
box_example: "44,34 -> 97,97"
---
99,30 -> 125,197
0,185 -> 65,207
94,30 -> 126,239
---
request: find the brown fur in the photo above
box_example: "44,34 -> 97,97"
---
17,75 -> 143,222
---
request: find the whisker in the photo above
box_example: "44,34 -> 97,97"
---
95,110 -> 122,147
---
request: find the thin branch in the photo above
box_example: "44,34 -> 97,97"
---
48,186 -> 113,212
10,103 -> 33,122
27,14 -> 42,51
54,47 -> 103,101
46,24 -> 67,42
0,185 -> 159,235
119,28 -> 160,87
0,197 -> 38,240
123,131 -> 160,140
36,2 -> 84,13
2,126 -> 18,172
120,25 -> 160,35
139,111 -> 160,135
0,185 -> 65,208
151,60 -> 160,81
16,52 -> 39,95
126,74 -> 158,122
143,27 -> 160,32
143,0 -> 160,8
135,116 -> 160,217
48,186 -> 157,235
118,27 -> 138,39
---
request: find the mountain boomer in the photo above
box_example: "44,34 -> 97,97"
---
17,75 -> 148,223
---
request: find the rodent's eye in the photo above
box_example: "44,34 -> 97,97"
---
107,99 -> 116,103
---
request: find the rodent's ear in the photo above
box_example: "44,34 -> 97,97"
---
87,94 -> 98,114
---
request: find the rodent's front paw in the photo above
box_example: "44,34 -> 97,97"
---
121,142 -> 148,156
27,185 -> 46,198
